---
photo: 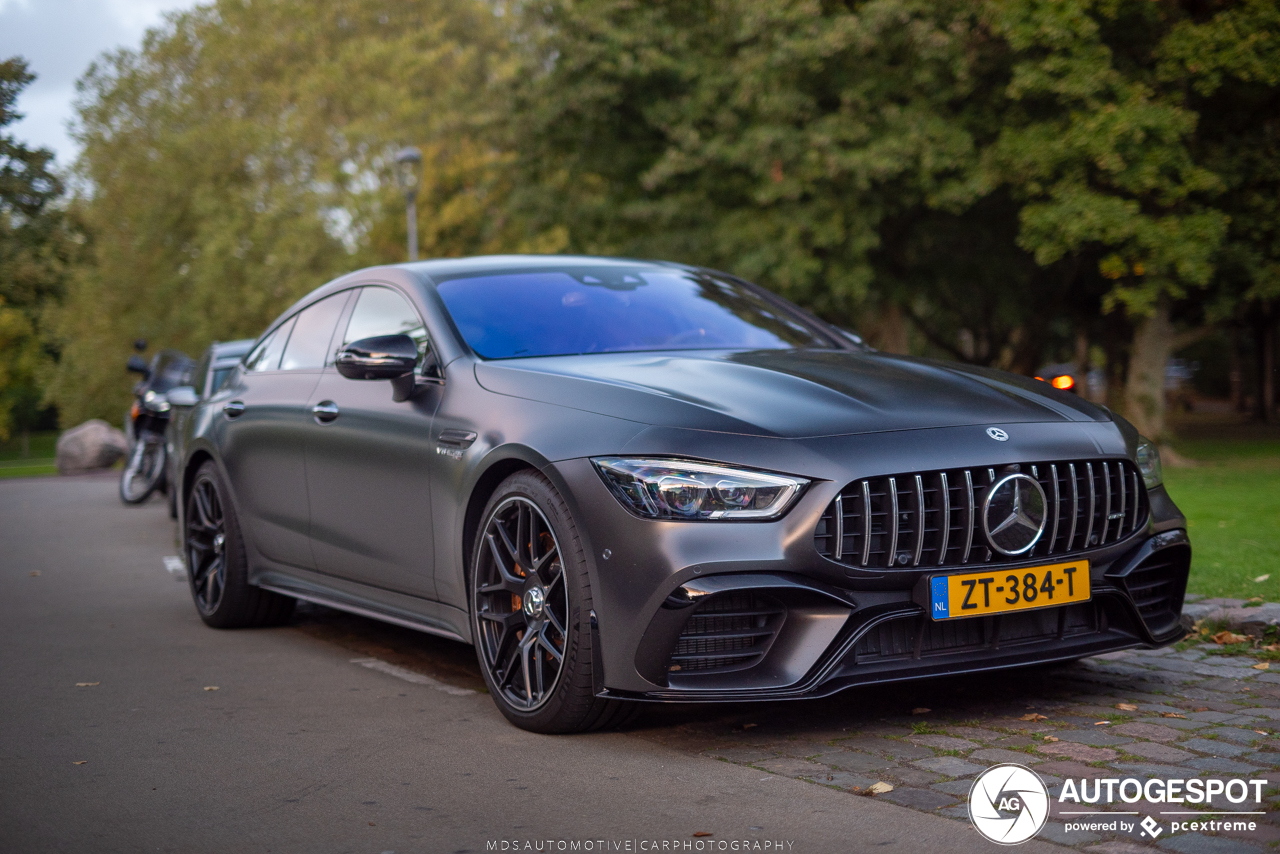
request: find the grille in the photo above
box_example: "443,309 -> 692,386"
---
852,602 -> 1100,663
1121,547 -> 1189,637
814,459 -> 1147,570
668,592 -> 785,674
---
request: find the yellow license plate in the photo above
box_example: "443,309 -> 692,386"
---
928,560 -> 1090,620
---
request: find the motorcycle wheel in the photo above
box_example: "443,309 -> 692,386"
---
120,434 -> 166,504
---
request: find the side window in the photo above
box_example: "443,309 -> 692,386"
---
280,292 -> 349,371
342,287 -> 431,370
191,351 -> 212,397
244,316 -> 295,372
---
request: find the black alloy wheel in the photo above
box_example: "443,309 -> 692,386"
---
474,495 -> 570,711
183,461 -> 295,628
470,470 -> 637,733
186,474 -> 228,616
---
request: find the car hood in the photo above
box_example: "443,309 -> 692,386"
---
473,349 -> 1109,439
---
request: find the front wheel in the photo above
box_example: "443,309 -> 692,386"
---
470,470 -> 636,733
119,433 -> 165,504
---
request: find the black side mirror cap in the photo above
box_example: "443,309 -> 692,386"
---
335,335 -> 418,380
126,355 -> 150,375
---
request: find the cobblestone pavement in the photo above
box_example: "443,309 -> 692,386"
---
298,602 -> 1280,854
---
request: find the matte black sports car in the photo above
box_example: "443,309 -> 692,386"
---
175,255 -> 1189,733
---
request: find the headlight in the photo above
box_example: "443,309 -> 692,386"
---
143,389 -> 171,413
1136,436 -> 1162,488
592,457 -> 808,521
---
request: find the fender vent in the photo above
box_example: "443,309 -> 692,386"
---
668,592 -> 785,674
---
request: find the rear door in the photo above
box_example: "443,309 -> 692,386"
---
217,292 -> 350,570
304,285 -> 442,598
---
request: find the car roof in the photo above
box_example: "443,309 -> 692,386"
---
399,254 -> 694,281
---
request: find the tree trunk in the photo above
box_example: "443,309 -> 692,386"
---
1123,301 -> 1176,440
1259,308 -> 1276,423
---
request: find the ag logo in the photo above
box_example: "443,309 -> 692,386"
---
969,763 -> 1049,845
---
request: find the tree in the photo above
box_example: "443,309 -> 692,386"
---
0,57 -> 72,442
49,0 -> 534,425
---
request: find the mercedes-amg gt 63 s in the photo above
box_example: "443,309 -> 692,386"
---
172,255 -> 1189,732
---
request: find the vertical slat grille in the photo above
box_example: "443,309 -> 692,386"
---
815,459 -> 1149,570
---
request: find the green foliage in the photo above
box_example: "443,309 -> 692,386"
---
49,0 -> 533,425
0,58 -> 73,441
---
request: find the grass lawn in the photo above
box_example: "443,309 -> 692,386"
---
1166,427 -> 1280,599
0,430 -> 59,479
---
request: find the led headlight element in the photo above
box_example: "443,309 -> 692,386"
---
592,457 -> 808,521
1136,436 -> 1163,489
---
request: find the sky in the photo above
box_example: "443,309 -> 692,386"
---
0,0 -> 198,166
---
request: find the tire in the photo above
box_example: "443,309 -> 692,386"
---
119,433 -> 166,504
470,470 -> 635,733
184,461 -> 295,629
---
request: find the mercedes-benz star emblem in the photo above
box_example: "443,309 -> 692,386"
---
523,586 -> 546,619
986,427 -> 1009,442
982,473 -> 1047,555
969,763 -> 1049,845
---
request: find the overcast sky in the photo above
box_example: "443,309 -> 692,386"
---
0,0 -> 198,166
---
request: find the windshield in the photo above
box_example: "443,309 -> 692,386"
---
434,267 -> 836,359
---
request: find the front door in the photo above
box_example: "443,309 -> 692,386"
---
304,285 -> 441,598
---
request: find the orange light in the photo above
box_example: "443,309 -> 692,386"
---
1051,375 -> 1075,390
1034,376 -> 1045,382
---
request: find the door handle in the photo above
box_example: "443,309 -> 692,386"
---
223,400 -> 246,419
311,401 -> 340,424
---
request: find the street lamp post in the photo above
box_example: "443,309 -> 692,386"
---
395,146 -> 423,262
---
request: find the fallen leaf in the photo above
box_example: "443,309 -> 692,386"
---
1255,575 -> 1270,583
911,707 -> 931,715
1255,730 -> 1268,736
868,782 -> 893,794
1213,631 -> 1249,645
740,723 -> 756,729
693,832 -> 713,838
368,822 -> 375,827
1094,721 -> 1111,726
1253,662 -> 1270,670
1019,713 -> 1048,722
29,571 -> 40,577
72,760 -> 87,765
1043,736 -> 1060,743
1193,707 -> 1210,712
203,686 -> 219,692
75,682 -> 100,687
1160,712 -> 1186,719
1116,703 -> 1138,711
1265,644 -> 1280,652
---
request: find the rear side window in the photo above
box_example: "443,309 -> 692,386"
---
342,287 -> 431,367
280,292 -> 349,370
190,351 -> 212,396
244,317 -> 295,372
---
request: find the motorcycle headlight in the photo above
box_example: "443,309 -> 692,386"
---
1136,436 -> 1162,489
143,389 -> 171,413
592,457 -> 808,521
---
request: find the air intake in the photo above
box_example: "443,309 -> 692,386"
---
668,592 -> 785,674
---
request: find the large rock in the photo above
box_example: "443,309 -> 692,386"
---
56,419 -> 129,474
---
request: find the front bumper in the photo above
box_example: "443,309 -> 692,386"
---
548,424 -> 1190,703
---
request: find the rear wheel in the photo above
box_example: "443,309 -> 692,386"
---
185,461 -> 294,628
470,470 -> 636,733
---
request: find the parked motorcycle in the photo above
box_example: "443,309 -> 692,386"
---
121,341 -> 194,505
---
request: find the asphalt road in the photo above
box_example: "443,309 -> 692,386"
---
0,473 -> 1068,853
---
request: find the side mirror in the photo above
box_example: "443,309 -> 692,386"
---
167,386 -> 199,407
335,335 -> 418,380
126,355 -> 150,375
